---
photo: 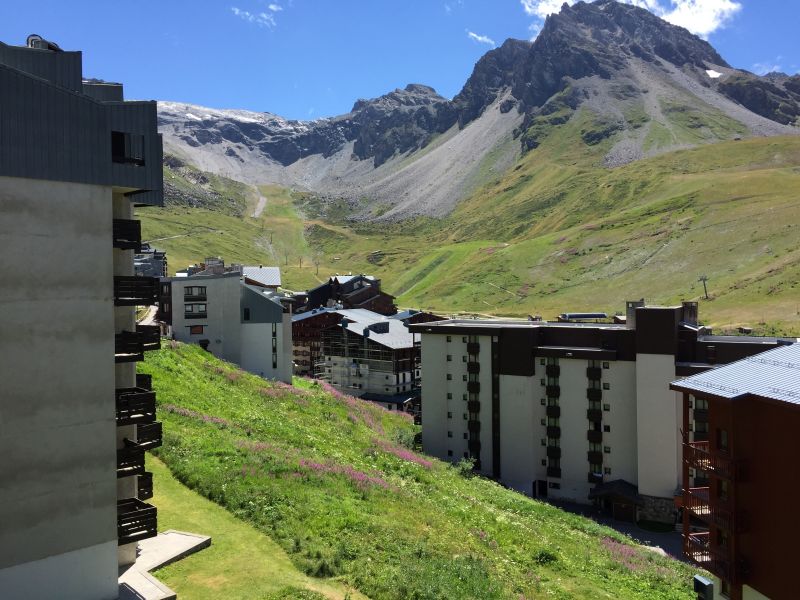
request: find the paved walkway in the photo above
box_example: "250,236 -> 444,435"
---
119,530 -> 211,600
138,304 -> 159,326
546,500 -> 685,560
252,194 -> 267,218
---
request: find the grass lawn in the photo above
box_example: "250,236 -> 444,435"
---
149,454 -> 365,600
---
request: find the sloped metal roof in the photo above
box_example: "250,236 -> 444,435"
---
671,342 -> 800,405
243,266 -> 281,287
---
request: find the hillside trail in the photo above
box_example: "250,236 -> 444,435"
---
252,193 -> 267,218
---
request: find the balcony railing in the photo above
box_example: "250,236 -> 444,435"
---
467,381 -> 480,394
587,388 -> 602,402
113,276 -> 159,307
136,373 -> 152,390
467,440 -> 481,453
112,219 -> 142,252
138,325 -> 161,352
546,385 -> 560,398
587,430 -> 602,443
117,498 -> 157,546
184,292 -> 207,302
586,366 -> 602,380
588,450 -> 603,464
684,441 -> 735,480
467,420 -> 481,433
546,426 -> 561,438
116,387 -> 156,426
137,421 -> 163,450
587,409 -> 603,422
684,532 -> 732,582
684,487 -> 735,532
546,405 -> 560,418
115,326 -> 160,362
137,472 -> 154,500
117,443 -> 146,478
467,362 -> 480,374
546,365 -> 560,377
467,400 -> 481,413
546,446 -> 561,459
588,472 -> 603,484
547,467 -> 561,478
467,342 -> 480,355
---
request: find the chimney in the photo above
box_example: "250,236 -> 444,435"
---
625,299 -> 645,329
681,301 -> 698,326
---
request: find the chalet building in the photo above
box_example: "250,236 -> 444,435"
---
0,36 -> 163,598
409,301 -> 794,523
296,274 -> 397,315
313,310 -> 424,412
671,344 -> 800,600
293,307 -> 443,376
163,265 -> 293,383
133,242 -> 168,277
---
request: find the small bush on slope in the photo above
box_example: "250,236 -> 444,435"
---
141,343 -> 697,600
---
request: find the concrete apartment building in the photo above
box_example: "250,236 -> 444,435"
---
671,344 -> 800,600
163,262 -> 292,383
409,301 -> 794,523
313,309 -> 423,411
0,36 -> 163,598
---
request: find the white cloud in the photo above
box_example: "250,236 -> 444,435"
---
751,61 -> 782,75
467,30 -> 496,47
231,6 -> 276,28
268,3 -> 282,11
528,22 -> 542,41
520,0 -> 742,38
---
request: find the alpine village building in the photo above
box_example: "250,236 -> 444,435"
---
0,36 -> 163,598
671,343 -> 800,600
409,301 -> 795,526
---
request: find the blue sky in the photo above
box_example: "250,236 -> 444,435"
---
1,0 -> 797,120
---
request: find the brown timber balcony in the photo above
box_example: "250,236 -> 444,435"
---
546,385 -> 560,398
546,405 -> 561,418
117,498 -> 157,546
546,365 -> 560,377
587,430 -> 602,443
116,387 -> 156,426
684,487 -> 737,532
114,276 -> 159,307
467,342 -> 480,355
586,366 -> 602,380
683,441 -> 737,480
588,472 -> 603,484
467,381 -> 480,394
467,362 -> 480,374
467,420 -> 481,433
587,409 -> 603,422
467,400 -> 481,413
546,426 -> 561,438
684,532 -> 732,582
117,442 -> 146,478
587,388 -> 602,402
546,446 -> 561,459
547,467 -> 561,478
137,472 -> 154,500
588,451 -> 603,464
112,219 -> 142,252
137,421 -> 163,450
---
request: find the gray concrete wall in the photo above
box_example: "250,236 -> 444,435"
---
0,175 -> 118,598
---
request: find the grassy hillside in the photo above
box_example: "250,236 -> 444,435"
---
141,343 -> 698,600
139,135 -> 800,334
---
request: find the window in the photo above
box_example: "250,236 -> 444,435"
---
604,467 -> 611,474
718,480 -> 729,502
541,439 -> 546,446
464,452 -> 469,459
446,336 -> 452,343
589,442 -> 602,453
540,358 -> 546,365
540,398 -> 546,405
540,378 -> 546,386
602,362 -> 610,369
243,307 -> 251,321
540,418 -> 546,426
463,413 -> 468,420
603,425 -> 611,432
603,403 -> 611,411
272,323 -> 277,336
603,446 -> 611,453
387,404 -> 392,411
447,431 -> 453,438
189,325 -> 204,335
111,131 -> 145,165
462,355 -> 467,362
549,458 -> 560,469
447,355 -> 452,362
541,459 -> 547,466
462,374 -> 468,381
695,398 -> 708,410
548,482 -> 560,490
717,428 -> 729,451
447,393 -> 452,400
447,450 -> 453,457
462,393 -> 468,401
589,463 -> 602,475
462,336 -> 468,343
603,382 -> 610,390
447,412 -> 452,419
463,433 -> 468,439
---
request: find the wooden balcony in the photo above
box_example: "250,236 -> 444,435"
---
546,385 -> 560,398
137,421 -> 163,450
684,487 -> 736,532
467,381 -> 480,393
467,362 -> 480,374
587,388 -> 602,402
115,331 -> 144,363
546,446 -> 561,459
684,441 -> 737,480
684,532 -> 732,582
113,276 -> 159,307
117,498 -> 157,546
116,387 -> 156,426
547,467 -> 561,478
546,426 -> 561,438
586,366 -> 602,380
467,400 -> 481,414
587,430 -> 602,443
587,450 -> 603,464
138,325 -> 161,352
112,219 -> 142,252
137,472 -> 154,501
546,405 -> 561,418
587,408 -> 602,422
546,365 -> 560,377
117,443 -> 145,478
466,342 -> 480,355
